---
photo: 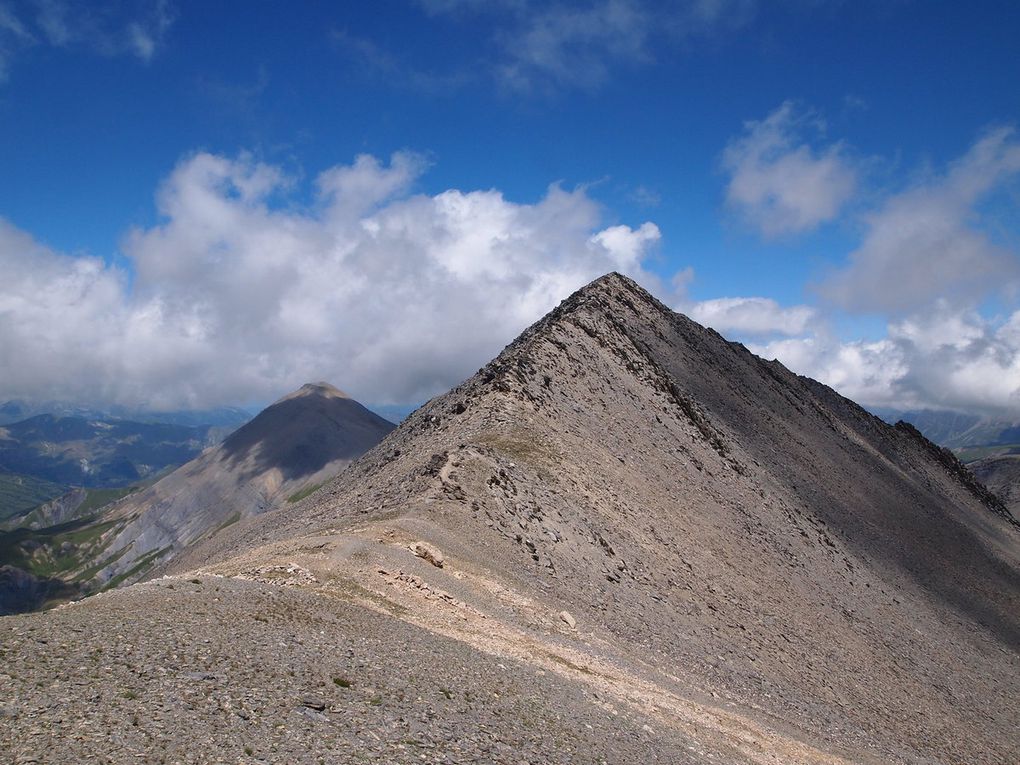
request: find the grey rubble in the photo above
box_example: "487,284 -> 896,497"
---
3,273 -> 1018,765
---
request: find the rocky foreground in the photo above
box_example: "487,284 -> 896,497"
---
3,575 -> 714,764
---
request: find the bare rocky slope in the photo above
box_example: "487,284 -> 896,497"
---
970,454 -> 1020,514
3,274 -> 1019,764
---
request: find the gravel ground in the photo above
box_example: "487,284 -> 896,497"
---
1,575 -> 717,765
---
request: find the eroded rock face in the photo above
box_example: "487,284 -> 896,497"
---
6,273 -> 1020,764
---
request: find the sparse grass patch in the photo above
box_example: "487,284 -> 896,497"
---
957,443 -> 1020,462
478,429 -> 559,466
212,511 -> 241,534
0,472 -> 65,522
78,486 -> 137,515
77,543 -> 129,584
333,677 -> 351,688
288,482 -> 324,504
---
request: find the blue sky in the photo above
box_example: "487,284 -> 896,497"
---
1,1 -> 1018,416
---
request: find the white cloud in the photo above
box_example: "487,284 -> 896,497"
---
0,152 -> 665,410
712,118 -> 1020,417
0,3 -> 31,39
722,101 -> 857,237
35,0 -> 71,45
753,334 -> 909,410
888,302 -> 985,353
417,0 -> 526,14
751,306 -> 1020,417
316,152 -> 430,216
590,222 -> 660,270
687,296 -> 815,336
820,126 -> 1020,314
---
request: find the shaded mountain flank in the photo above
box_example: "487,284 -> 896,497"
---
970,454 -> 1020,515
3,274 -> 1019,765
0,383 -> 393,613
872,411 -> 1020,516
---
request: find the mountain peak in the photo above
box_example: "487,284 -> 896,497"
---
549,271 -> 664,322
274,381 -> 350,404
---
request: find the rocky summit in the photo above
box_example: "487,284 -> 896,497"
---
2,273 -> 1018,764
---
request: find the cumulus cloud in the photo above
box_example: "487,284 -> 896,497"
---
753,334 -> 908,410
686,296 -> 816,336
590,222 -> 661,271
0,152 -> 664,410
710,117 -> 1020,417
820,126 -> 1020,314
751,305 -> 1020,417
722,101 -> 857,237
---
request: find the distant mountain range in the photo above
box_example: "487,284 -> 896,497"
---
0,382 -> 393,614
0,413 -> 247,522
0,400 -> 252,429
873,407 -> 1020,456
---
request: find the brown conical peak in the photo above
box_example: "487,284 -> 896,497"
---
273,382 -> 351,405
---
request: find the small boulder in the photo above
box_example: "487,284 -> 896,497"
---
558,610 -> 576,630
299,696 -> 327,711
412,542 -> 445,568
